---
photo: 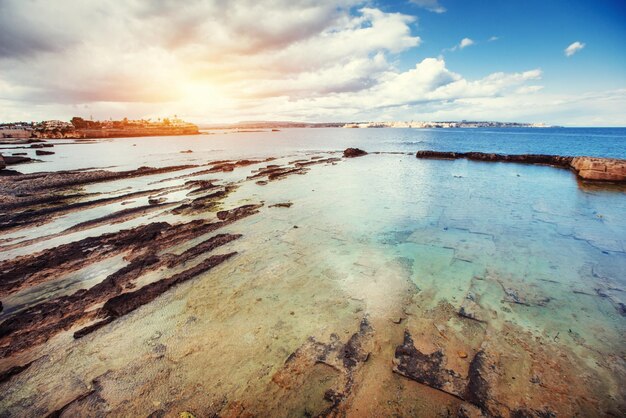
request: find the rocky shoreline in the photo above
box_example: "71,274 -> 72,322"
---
415,150 -> 626,182
0,147 -> 624,417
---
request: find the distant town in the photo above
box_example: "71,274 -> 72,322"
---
0,117 -> 199,139
0,118 -> 553,140
202,120 -> 553,130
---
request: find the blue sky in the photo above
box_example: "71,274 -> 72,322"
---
389,0 -> 626,91
0,0 -> 625,125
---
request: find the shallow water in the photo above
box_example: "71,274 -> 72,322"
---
0,130 -> 625,416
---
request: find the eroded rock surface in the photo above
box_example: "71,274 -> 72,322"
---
571,156 -> 626,181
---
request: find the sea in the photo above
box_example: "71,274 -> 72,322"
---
1,127 -> 625,416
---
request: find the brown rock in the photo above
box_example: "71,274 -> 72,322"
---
0,154 -> 5,170
343,148 -> 368,158
570,156 -> 626,182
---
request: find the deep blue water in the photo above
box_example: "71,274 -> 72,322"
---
379,127 -> 626,158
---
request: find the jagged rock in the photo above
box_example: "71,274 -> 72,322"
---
343,148 -> 368,158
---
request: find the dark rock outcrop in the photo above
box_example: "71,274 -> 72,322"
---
415,150 -> 572,167
2,155 -> 33,165
393,331 -> 466,399
415,150 -> 626,182
343,148 -> 368,158
35,150 -> 55,156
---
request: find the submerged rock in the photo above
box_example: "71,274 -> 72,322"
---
343,148 -> 368,158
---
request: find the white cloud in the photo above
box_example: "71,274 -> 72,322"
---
0,2 -> 621,126
459,38 -> 474,49
488,36 -> 499,42
446,37 -> 475,52
565,41 -> 585,57
409,0 -> 446,13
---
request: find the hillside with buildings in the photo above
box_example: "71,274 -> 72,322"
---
0,117 -> 199,139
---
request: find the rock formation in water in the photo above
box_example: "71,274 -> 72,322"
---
415,150 -> 626,182
343,148 -> 368,158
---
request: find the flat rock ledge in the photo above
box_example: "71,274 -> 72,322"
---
415,150 -> 626,182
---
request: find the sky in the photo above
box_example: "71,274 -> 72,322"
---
0,0 -> 625,126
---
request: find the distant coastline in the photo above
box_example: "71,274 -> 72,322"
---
0,117 -> 199,140
201,120 -> 555,130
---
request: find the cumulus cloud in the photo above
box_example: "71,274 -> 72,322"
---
565,41 -> 585,57
409,0 -> 446,13
0,1 -> 619,125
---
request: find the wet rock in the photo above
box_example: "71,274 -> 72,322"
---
0,154 -> 5,170
269,202 -> 293,208
393,331 -> 467,399
35,150 -> 55,156
101,253 -> 236,319
148,197 -> 167,205
180,150 -> 193,153
415,151 -> 572,167
0,222 -> 168,298
0,185 -> 181,233
415,151 -> 626,183
0,360 -> 34,384
2,155 -> 33,165
216,203 -> 263,221
343,148 -> 368,158
465,351 -> 489,411
0,223 -> 247,356
0,169 -> 22,176
270,318 -> 373,415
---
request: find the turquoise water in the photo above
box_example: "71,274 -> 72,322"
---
1,129 -> 625,416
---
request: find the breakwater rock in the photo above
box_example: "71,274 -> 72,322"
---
415,150 -> 626,182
